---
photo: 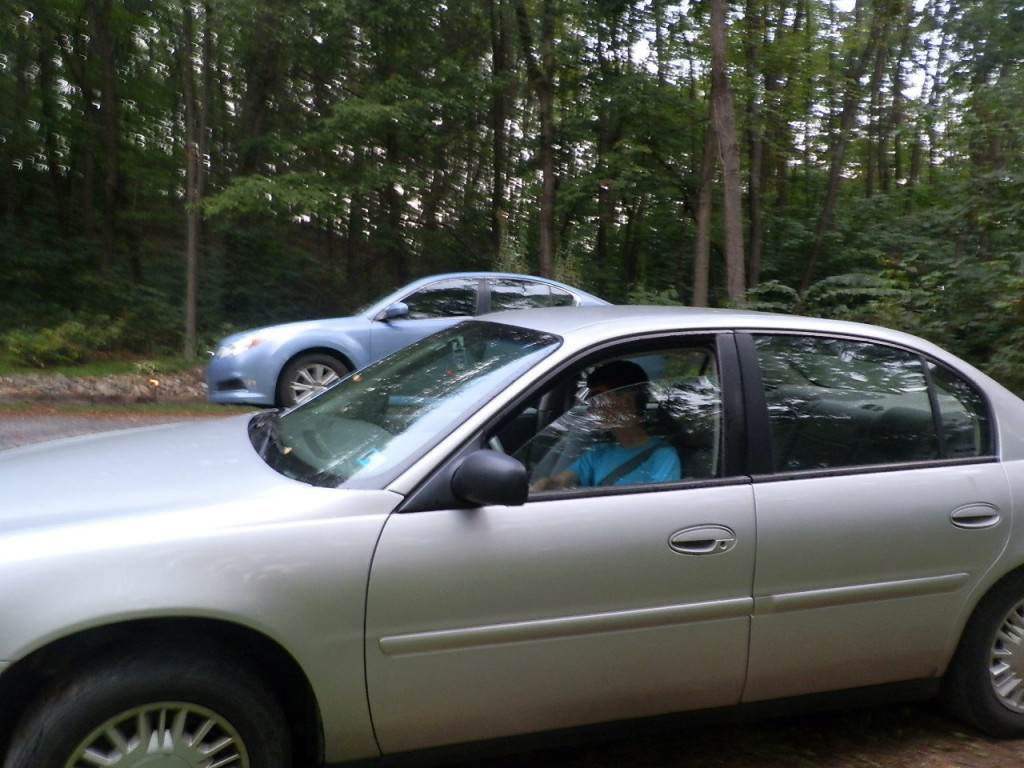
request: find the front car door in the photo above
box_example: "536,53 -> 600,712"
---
740,331 -> 1010,702
363,335 -> 757,753
369,276 -> 481,360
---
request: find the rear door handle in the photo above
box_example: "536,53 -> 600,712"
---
950,503 -> 1001,530
669,525 -> 737,555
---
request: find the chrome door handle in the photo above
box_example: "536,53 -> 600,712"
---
669,525 -> 737,555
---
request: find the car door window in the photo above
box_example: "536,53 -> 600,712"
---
488,278 -> 575,310
503,346 -> 723,490
402,278 -> 478,319
929,360 -> 993,459
755,334 -> 991,472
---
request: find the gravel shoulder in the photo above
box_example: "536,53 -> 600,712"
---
0,370 -> 207,404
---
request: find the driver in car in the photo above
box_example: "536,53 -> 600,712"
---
530,360 -> 682,490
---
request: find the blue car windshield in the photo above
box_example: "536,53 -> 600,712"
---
251,321 -> 560,488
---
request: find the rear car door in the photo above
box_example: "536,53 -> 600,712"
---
486,276 -> 578,310
363,335 -> 757,753
740,332 -> 1010,702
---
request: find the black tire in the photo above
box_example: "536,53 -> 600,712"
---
277,353 -> 350,407
943,571 -> 1024,737
4,651 -> 291,768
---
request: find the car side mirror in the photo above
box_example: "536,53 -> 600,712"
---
377,302 -> 409,322
452,450 -> 528,507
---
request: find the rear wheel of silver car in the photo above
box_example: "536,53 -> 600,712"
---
4,651 -> 290,768
943,571 -> 1024,737
277,353 -> 350,407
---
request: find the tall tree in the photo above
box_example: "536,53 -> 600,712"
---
514,0 -> 558,278
693,121 -> 718,307
709,0 -> 746,302
83,0 -> 122,272
489,0 -> 515,265
800,0 -> 904,291
177,0 -> 214,361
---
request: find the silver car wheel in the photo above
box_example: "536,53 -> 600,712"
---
65,701 -> 248,768
990,598 -> 1024,713
277,353 -> 351,406
291,362 -> 341,403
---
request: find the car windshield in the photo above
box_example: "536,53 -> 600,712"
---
250,321 -> 560,488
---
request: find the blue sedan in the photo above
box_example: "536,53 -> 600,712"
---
207,272 -> 608,406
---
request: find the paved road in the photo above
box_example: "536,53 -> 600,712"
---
0,413 -> 209,451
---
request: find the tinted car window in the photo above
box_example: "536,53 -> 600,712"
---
403,278 -> 478,319
756,335 -> 942,471
489,278 -> 575,311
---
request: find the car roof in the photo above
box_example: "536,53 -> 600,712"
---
476,304 -> 945,356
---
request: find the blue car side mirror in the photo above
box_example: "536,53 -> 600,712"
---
378,302 -> 410,322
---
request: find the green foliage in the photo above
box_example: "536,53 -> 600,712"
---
627,284 -> 683,306
3,0 -> 1024,388
745,281 -> 802,313
800,274 -> 912,322
3,316 -> 125,368
105,284 -> 186,356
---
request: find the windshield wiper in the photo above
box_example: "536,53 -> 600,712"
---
249,411 -> 284,460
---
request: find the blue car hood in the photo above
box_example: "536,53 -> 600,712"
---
0,415 -> 383,533
220,315 -> 369,346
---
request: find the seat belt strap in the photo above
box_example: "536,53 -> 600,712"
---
598,441 -> 662,487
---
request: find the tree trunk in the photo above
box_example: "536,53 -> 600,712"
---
237,0 -> 284,175
799,0 -> 885,293
5,14 -> 29,229
178,0 -> 214,361
693,122 -> 717,308
180,1 -> 199,361
86,0 -> 120,273
710,0 -> 746,304
514,0 -> 557,278
743,0 -> 765,288
488,0 -> 512,266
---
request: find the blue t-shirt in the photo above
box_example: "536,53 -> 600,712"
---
570,438 -> 682,487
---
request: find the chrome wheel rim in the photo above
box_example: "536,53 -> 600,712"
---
990,598 -> 1024,713
291,364 -> 340,403
66,702 -> 248,768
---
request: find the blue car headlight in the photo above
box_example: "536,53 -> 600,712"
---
215,335 -> 264,359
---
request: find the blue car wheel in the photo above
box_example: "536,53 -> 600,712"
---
277,353 -> 351,407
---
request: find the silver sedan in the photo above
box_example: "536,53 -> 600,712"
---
1,305 -> 1024,768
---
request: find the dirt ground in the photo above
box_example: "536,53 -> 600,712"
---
455,701 -> 1024,767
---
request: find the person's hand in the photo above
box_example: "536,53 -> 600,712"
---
531,469 -> 577,492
